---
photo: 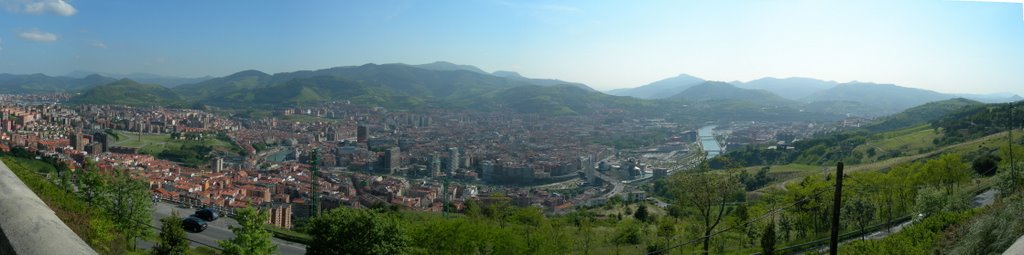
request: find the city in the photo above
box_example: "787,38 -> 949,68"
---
2,1 -> 1024,255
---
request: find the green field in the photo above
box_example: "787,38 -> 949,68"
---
852,124 -> 942,162
108,131 -> 238,155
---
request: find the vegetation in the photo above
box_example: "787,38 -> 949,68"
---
666,165 -> 743,254
69,79 -> 185,106
865,98 -> 982,132
306,207 -> 409,255
109,130 -> 240,166
152,214 -> 189,255
219,207 -> 278,255
840,210 -> 978,254
104,168 -> 155,250
1,156 -> 125,254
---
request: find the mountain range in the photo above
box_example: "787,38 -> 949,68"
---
0,61 -> 1019,118
609,74 -> 1020,116
65,71 -> 212,88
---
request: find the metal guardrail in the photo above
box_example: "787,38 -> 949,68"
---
0,159 -> 97,255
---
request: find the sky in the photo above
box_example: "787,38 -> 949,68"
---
1,0 -> 1023,95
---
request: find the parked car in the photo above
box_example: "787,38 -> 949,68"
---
194,208 -> 219,222
183,217 -> 208,233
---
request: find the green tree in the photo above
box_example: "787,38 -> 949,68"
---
105,169 -> 153,250
77,161 -> 107,204
219,207 -> 278,255
306,208 -> 408,255
843,198 -> 876,240
152,213 -> 189,255
973,154 -> 1000,176
668,165 -> 743,254
923,154 -> 970,195
463,199 -> 481,218
612,220 -> 643,253
633,203 -> 650,223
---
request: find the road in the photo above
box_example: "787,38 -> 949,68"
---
806,187 -> 999,252
594,171 -> 624,199
140,202 -> 307,255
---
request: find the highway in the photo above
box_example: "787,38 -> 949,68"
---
140,201 -> 307,255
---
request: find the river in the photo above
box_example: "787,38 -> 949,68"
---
699,125 -> 722,158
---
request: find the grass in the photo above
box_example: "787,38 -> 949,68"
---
265,224 -> 313,244
755,129 -> 1013,193
2,156 -> 127,254
109,130 -> 238,155
190,246 -> 220,255
853,125 -> 942,161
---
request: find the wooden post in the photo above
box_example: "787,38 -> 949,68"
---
829,162 -> 844,255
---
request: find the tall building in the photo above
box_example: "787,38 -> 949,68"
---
69,132 -> 84,151
357,125 -> 368,143
382,147 -> 400,174
430,152 -> 442,177
481,160 -> 495,182
212,157 -> 224,173
447,147 -> 459,174
92,132 -> 109,152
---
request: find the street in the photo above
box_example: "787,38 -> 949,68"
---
140,201 -> 307,255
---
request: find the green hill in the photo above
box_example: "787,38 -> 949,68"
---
172,70 -> 270,99
865,98 -> 983,132
485,84 -> 649,115
70,79 -> 184,106
0,73 -> 116,94
669,81 -> 793,104
803,82 -> 954,115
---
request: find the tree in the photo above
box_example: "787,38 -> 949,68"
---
761,221 -> 776,255
668,166 -> 743,254
105,169 -> 153,250
843,198 -> 876,240
463,199 -> 481,218
152,213 -> 189,255
306,208 -> 408,255
633,203 -> 650,223
219,207 -> 277,255
923,154 -> 970,195
77,161 -> 107,204
612,220 -> 643,253
973,154 -> 1000,176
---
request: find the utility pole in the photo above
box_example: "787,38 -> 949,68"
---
442,176 -> 450,219
310,148 -> 321,217
1011,103 -> 1017,190
829,162 -> 844,255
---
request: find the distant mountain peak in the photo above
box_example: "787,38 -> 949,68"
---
606,73 -> 706,99
228,69 -> 270,77
492,70 -> 525,78
412,61 -> 487,74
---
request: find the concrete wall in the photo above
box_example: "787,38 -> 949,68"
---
0,159 -> 97,255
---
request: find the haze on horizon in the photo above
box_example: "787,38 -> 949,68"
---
1,0 -> 1023,95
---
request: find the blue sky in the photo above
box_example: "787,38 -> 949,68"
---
1,0 -> 1023,94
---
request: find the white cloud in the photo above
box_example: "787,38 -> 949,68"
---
90,42 -> 106,48
18,28 -> 58,42
23,0 -> 76,16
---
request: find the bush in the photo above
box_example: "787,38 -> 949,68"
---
944,195 -> 1024,254
840,210 -> 977,254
